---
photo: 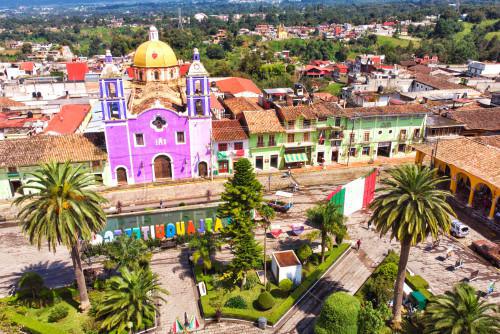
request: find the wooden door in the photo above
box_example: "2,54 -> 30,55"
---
154,156 -> 172,180
198,162 -> 208,177
116,167 -> 128,184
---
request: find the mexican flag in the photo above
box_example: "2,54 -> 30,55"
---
327,169 -> 377,215
172,318 -> 184,333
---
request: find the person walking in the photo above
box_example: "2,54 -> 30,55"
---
356,239 -> 361,251
159,200 -> 164,209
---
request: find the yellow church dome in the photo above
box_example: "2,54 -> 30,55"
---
133,26 -> 178,68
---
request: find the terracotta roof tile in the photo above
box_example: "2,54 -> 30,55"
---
0,134 -> 107,167
447,107 -> 500,131
0,97 -> 25,110
413,136 -> 500,188
222,97 -> 263,117
407,64 -> 432,74
214,77 -> 261,96
278,104 -> 316,121
242,110 -> 284,134
413,73 -> 464,90
212,119 -> 248,142
344,104 -> 429,117
44,104 -> 91,135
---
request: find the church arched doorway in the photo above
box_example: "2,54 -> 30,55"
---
116,167 -> 128,185
198,161 -> 208,178
154,155 -> 172,180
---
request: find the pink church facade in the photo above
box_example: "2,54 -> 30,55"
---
100,28 -> 212,185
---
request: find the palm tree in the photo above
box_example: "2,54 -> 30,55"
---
368,164 -> 454,328
306,201 -> 346,263
258,205 -> 275,287
95,267 -> 167,333
189,232 -> 220,275
14,162 -> 107,310
103,235 -> 151,272
423,283 -> 499,334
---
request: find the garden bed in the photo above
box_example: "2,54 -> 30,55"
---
199,243 -> 349,325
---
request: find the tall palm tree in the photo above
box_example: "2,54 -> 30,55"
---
306,201 -> 346,263
189,232 -> 220,275
258,205 -> 275,287
103,235 -> 151,272
423,283 -> 499,334
95,267 -> 167,333
14,162 -> 107,310
368,164 -> 454,328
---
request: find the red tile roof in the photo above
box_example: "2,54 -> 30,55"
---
214,77 -> 261,96
212,119 -> 248,142
210,94 -> 223,110
66,62 -> 89,81
19,62 -> 34,72
179,63 -> 191,76
44,104 -> 90,135
447,107 -> 500,131
0,97 -> 25,110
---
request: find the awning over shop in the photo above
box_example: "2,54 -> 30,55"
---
284,153 -> 308,163
217,152 -> 228,160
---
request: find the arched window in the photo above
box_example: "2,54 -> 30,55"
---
107,82 -> 116,98
195,100 -> 203,116
110,102 -> 120,119
195,81 -> 201,95
154,71 -> 160,80
139,71 -> 144,81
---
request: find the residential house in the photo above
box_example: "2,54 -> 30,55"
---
44,104 -> 92,135
241,110 -> 285,171
466,61 -> 500,78
0,134 -> 110,199
425,115 -> 464,140
212,119 -> 249,175
446,107 -> 500,136
212,77 -> 261,98
221,97 -> 263,119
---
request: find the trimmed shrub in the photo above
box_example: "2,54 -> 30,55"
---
315,292 -> 360,334
47,304 -> 69,323
375,262 -> 398,281
257,291 -> 275,310
406,274 -> 429,290
279,279 -> 293,293
297,244 -> 313,263
224,296 -> 247,309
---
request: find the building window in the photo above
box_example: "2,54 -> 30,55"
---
303,132 -> 310,142
318,116 -> 327,122
110,102 -> 120,119
413,128 -> 421,139
362,146 -> 370,155
218,143 -> 228,152
91,161 -> 102,168
378,130 -> 382,135
389,130 -> 393,134
195,100 -> 203,116
152,115 -> 167,130
176,131 -> 185,144
234,142 -> 243,150
134,133 -> 145,146
287,133 -> 295,143
349,147 -> 356,156
363,132 -> 370,142
218,160 -> 229,173
7,166 -> 17,173
268,135 -> 276,146
398,144 -> 406,153
303,119 -> 311,129
257,135 -> 264,147
287,120 -> 294,129
400,129 -> 407,140
335,117 -> 341,127
349,133 -> 355,142
154,71 -> 160,80
106,82 -> 116,98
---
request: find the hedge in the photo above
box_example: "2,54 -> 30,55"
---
6,311 -> 67,334
315,292 -> 360,334
200,243 -> 350,325
406,274 -> 432,300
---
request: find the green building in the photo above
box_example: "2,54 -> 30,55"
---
0,134 -> 111,200
241,110 -> 285,171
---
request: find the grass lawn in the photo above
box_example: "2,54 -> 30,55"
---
0,287 -> 91,334
322,82 -> 345,96
200,243 -> 350,324
376,35 -> 420,48
455,19 -> 499,41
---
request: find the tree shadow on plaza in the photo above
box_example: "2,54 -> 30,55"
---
5,260 -> 74,295
168,247 -> 195,280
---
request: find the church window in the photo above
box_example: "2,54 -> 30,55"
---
154,71 -> 160,80
176,131 -> 185,144
195,81 -> 201,95
110,102 -> 120,119
139,71 -> 144,81
152,115 -> 167,130
195,100 -> 204,116
106,82 -> 116,98
134,133 -> 145,146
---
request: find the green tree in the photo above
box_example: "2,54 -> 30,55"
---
306,202 -> 346,263
17,272 -> 45,306
189,232 -> 220,274
21,43 -> 32,55
95,268 -> 167,333
206,44 -> 225,59
358,301 -> 391,334
315,292 -> 360,334
14,162 -> 107,311
103,235 -> 151,272
423,283 -> 499,334
258,205 -> 275,287
368,164 -> 454,328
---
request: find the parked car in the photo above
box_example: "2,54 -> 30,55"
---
471,240 -> 500,267
450,219 -> 469,238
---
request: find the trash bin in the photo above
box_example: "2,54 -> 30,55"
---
258,317 -> 267,329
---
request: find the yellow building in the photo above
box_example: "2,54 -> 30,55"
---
414,136 -> 500,221
277,24 -> 288,40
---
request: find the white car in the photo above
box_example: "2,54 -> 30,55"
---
450,219 -> 469,238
